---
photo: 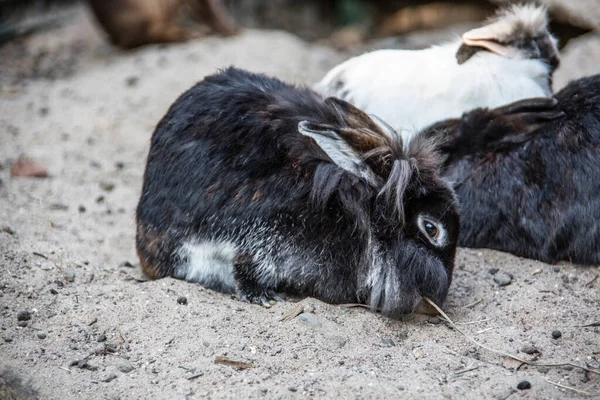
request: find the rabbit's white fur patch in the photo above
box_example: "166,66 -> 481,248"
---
315,4 -> 555,144
315,43 -> 551,143
176,240 -> 237,291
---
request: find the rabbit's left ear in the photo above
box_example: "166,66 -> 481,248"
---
323,97 -> 394,145
459,23 -> 521,62
298,121 -> 378,185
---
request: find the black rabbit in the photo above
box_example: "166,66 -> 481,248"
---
422,75 -> 600,265
136,67 -> 460,316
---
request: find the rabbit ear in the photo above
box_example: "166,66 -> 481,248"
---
461,24 -> 520,59
458,4 -> 553,64
324,97 -> 393,145
298,121 -> 378,185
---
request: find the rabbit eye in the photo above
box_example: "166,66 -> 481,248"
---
417,215 -> 447,248
424,221 -> 438,238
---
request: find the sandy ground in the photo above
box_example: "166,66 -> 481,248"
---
1,8 -> 600,400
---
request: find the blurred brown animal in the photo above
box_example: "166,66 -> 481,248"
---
88,0 -> 238,49
377,2 -> 493,37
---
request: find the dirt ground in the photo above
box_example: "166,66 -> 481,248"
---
1,7 -> 599,400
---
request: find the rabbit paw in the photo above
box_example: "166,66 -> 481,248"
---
239,289 -> 285,308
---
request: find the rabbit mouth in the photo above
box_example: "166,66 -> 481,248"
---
364,240 -> 451,318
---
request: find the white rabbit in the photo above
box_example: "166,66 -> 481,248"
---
315,4 -> 559,143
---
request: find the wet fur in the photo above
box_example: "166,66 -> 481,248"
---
136,67 -> 460,316
423,75 -> 600,265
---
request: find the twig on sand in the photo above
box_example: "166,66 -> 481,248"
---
279,305 -> 304,322
187,373 -> 204,380
462,297 -> 485,309
546,380 -> 600,397
214,356 -> 253,369
584,274 -> 598,287
33,252 -> 48,259
422,298 -> 600,377
118,328 -> 126,344
338,303 -> 371,309
451,366 -> 479,376
457,318 -> 490,326
576,321 -> 600,328
33,252 -> 64,272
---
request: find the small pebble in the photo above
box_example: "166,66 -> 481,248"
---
50,288 -> 58,295
537,366 -> 550,374
303,304 -> 315,314
117,362 -> 134,373
37,332 -> 47,339
584,339 -> 593,346
551,330 -> 562,339
49,203 -> 69,211
488,268 -> 499,275
119,261 -> 135,268
552,265 -> 560,273
288,387 -> 297,392
494,273 -> 512,286
379,339 -> 395,347
3,336 -> 13,343
78,205 -> 86,213
97,334 -> 107,343
17,321 -> 28,327
177,296 -> 188,305
64,269 -> 76,283
70,358 -> 90,369
521,345 -> 539,355
1,226 -> 15,235
125,76 -> 139,87
104,342 -> 118,353
11,160 -> 48,178
396,331 -> 409,341
517,381 -> 531,390
99,181 -> 115,192
17,311 -> 31,321
102,373 -> 118,383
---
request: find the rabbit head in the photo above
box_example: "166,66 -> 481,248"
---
298,98 -> 460,316
457,3 -> 559,71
